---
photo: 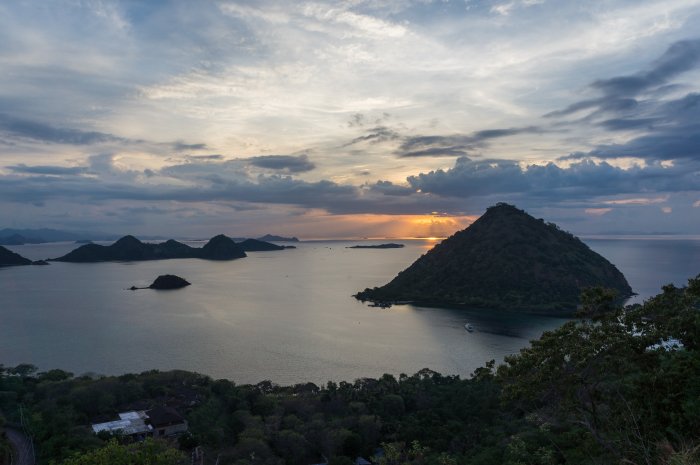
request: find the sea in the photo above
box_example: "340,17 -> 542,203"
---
1,238 -> 699,385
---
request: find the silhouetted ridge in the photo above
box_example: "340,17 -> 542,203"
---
200,234 -> 247,260
0,245 -> 32,266
238,238 -> 286,251
355,203 -> 633,314
52,234 -> 245,262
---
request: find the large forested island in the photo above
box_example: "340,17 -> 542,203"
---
356,203 -> 632,313
1,276 -> 698,464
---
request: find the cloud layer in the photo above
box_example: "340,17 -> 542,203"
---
1,1 -> 699,236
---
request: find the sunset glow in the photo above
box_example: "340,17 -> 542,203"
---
0,2 -> 698,237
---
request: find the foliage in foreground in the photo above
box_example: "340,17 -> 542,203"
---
0,274 -> 698,464
59,439 -> 185,465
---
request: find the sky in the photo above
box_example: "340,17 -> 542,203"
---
1,0 -> 700,239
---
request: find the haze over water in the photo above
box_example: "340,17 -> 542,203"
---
1,238 -> 699,385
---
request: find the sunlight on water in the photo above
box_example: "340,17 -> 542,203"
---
1,238 -> 698,384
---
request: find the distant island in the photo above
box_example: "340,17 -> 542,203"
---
0,233 -> 45,246
238,238 -> 288,251
0,227 -> 120,244
257,234 -> 299,242
347,243 -> 404,249
52,234 -> 247,263
355,203 -> 633,314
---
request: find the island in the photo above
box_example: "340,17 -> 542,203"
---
0,245 -> 32,266
238,238 -> 289,251
347,243 -> 405,249
52,234 -> 246,263
257,234 -> 299,242
355,203 -> 633,314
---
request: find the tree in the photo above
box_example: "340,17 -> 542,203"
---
59,439 -> 185,465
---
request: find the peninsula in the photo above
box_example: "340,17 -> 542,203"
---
238,238 -> 288,251
355,203 -> 633,314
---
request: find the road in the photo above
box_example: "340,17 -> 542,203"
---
3,427 -> 35,465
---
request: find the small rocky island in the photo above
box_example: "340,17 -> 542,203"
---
347,243 -> 404,249
355,203 -> 633,314
130,274 -> 191,290
149,274 -> 191,290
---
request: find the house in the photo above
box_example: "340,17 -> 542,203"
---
91,411 -> 152,440
146,406 -> 189,437
91,406 -> 188,439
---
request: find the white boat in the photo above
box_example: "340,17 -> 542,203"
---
464,324 -> 474,332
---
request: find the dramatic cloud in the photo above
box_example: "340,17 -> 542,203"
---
407,157 -> 700,200
0,114 -> 127,145
343,126 -> 401,146
173,142 -> 209,151
396,126 -> 542,158
545,40 -> 700,119
245,154 -> 316,173
1,2 -> 700,235
6,164 -> 88,176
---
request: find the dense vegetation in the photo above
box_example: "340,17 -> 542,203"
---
1,275 -> 698,464
356,203 -> 632,314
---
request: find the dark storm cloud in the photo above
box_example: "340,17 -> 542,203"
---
407,156 -> 700,199
245,154 -> 316,173
6,164 -> 88,175
396,126 -> 541,158
0,114 -> 128,145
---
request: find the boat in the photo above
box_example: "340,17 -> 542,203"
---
464,324 -> 474,332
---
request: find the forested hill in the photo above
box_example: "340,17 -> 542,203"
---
1,274 -> 698,464
356,203 -> 632,313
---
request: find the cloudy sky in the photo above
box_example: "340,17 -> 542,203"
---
1,0 -> 700,238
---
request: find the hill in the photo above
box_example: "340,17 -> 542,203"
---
0,245 -> 32,266
52,235 -> 246,262
355,203 -> 632,313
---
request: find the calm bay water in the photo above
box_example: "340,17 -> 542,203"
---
1,238 -> 699,385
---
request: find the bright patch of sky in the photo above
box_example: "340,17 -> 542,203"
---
1,0 -> 700,238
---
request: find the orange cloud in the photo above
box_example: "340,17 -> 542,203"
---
275,210 -> 477,239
